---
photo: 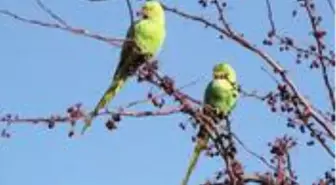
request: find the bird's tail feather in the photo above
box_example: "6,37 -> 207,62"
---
181,143 -> 204,185
93,78 -> 126,115
81,77 -> 126,135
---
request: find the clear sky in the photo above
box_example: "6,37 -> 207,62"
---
0,0 -> 334,185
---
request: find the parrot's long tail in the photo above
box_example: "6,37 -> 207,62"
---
181,142 -> 204,185
81,77 -> 126,134
93,78 -> 126,115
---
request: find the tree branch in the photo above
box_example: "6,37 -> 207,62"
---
162,3 -> 335,141
302,0 -> 335,111
0,9 -> 125,47
125,0 -> 134,25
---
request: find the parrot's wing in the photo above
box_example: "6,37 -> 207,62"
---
113,20 -> 142,79
203,81 -> 213,105
228,88 -> 238,114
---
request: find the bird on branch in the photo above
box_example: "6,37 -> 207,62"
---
82,0 -> 166,134
181,63 -> 239,185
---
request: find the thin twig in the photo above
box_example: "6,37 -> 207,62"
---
325,0 -> 335,13
35,0 -> 68,26
232,133 -> 276,170
122,75 -> 205,109
265,0 -> 276,34
0,9 -> 125,47
286,153 -> 295,180
0,106 -> 183,126
302,0 -> 335,111
213,0 -> 232,34
125,0 -> 134,25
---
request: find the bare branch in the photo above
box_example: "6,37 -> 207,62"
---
0,9 -> 125,47
212,0 -> 233,34
125,0 -> 134,25
325,0 -> 335,13
35,0 -> 68,27
302,0 -> 335,111
162,3 -> 335,141
265,0 -> 276,35
232,133 -> 276,170
122,75 -> 205,109
0,105 -> 183,126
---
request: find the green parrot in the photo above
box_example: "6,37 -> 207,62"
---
181,63 -> 239,185
82,1 -> 166,134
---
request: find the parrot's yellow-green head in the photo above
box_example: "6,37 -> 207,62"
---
213,63 -> 236,83
141,1 -> 165,23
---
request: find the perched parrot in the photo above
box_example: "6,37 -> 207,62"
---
181,63 -> 239,185
82,0 -> 166,134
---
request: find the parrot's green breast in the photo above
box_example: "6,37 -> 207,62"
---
134,20 -> 165,56
204,79 -> 238,114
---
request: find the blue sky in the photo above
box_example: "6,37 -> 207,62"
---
0,0 -> 334,185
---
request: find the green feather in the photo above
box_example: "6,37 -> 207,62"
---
181,63 -> 238,185
82,1 -> 166,134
